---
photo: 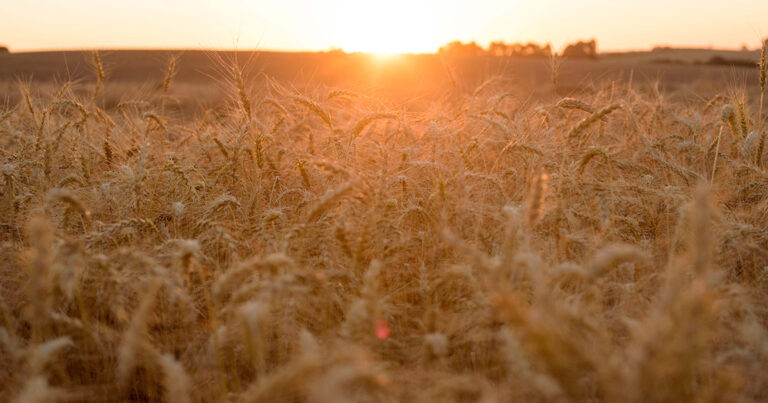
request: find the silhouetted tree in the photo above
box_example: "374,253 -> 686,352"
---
521,42 -> 552,57
441,40 -> 552,57
438,41 -> 485,56
0,45 -> 9,54
543,43 -> 553,56
488,41 -> 509,56
562,39 -> 598,59
506,43 -> 522,56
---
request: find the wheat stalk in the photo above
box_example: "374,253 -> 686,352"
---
91,51 -> 105,105
306,181 -> 354,222
567,103 -> 622,141
290,95 -> 332,129
53,99 -> 88,125
143,111 -> 167,132
161,55 -> 177,118
756,39 -> 767,167
526,171 -> 548,228
117,278 -> 161,387
230,65 -> 251,120
350,113 -> 397,137
159,354 -> 192,403
557,98 -> 596,114
710,126 -> 724,181
46,188 -> 90,218
550,51 -> 563,89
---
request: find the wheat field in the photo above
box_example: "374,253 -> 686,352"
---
1,46 -> 767,402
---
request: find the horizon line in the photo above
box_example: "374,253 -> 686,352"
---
3,43 -> 763,56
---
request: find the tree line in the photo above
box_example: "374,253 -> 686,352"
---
438,39 -> 598,59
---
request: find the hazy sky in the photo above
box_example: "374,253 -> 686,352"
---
2,0 -> 767,53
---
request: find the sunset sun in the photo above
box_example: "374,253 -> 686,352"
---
332,0 -> 438,54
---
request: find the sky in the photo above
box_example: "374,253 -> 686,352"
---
2,0 -> 767,53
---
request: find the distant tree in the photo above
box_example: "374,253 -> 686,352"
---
438,41 -> 485,56
507,43 -> 523,56
488,41 -> 509,57
521,42 -> 552,57
438,39 -> 554,57
445,40 -> 553,57
562,39 -> 597,59
0,45 -> 9,54
542,43 -> 553,56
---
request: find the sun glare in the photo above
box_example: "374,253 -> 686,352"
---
333,0 -> 439,54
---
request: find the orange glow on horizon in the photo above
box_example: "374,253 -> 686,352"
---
1,0 -> 767,53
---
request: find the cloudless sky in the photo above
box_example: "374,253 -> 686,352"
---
2,0 -> 767,53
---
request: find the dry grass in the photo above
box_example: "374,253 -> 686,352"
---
1,49 -> 768,403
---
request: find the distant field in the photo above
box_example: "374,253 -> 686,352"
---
0,49 -> 762,112
603,47 -> 761,63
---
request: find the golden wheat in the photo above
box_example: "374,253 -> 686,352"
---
2,46 -> 768,402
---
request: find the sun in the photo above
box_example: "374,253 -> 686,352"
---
332,0 -> 439,54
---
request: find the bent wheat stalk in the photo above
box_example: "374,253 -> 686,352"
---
756,40 -> 767,167
567,103 -> 622,141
